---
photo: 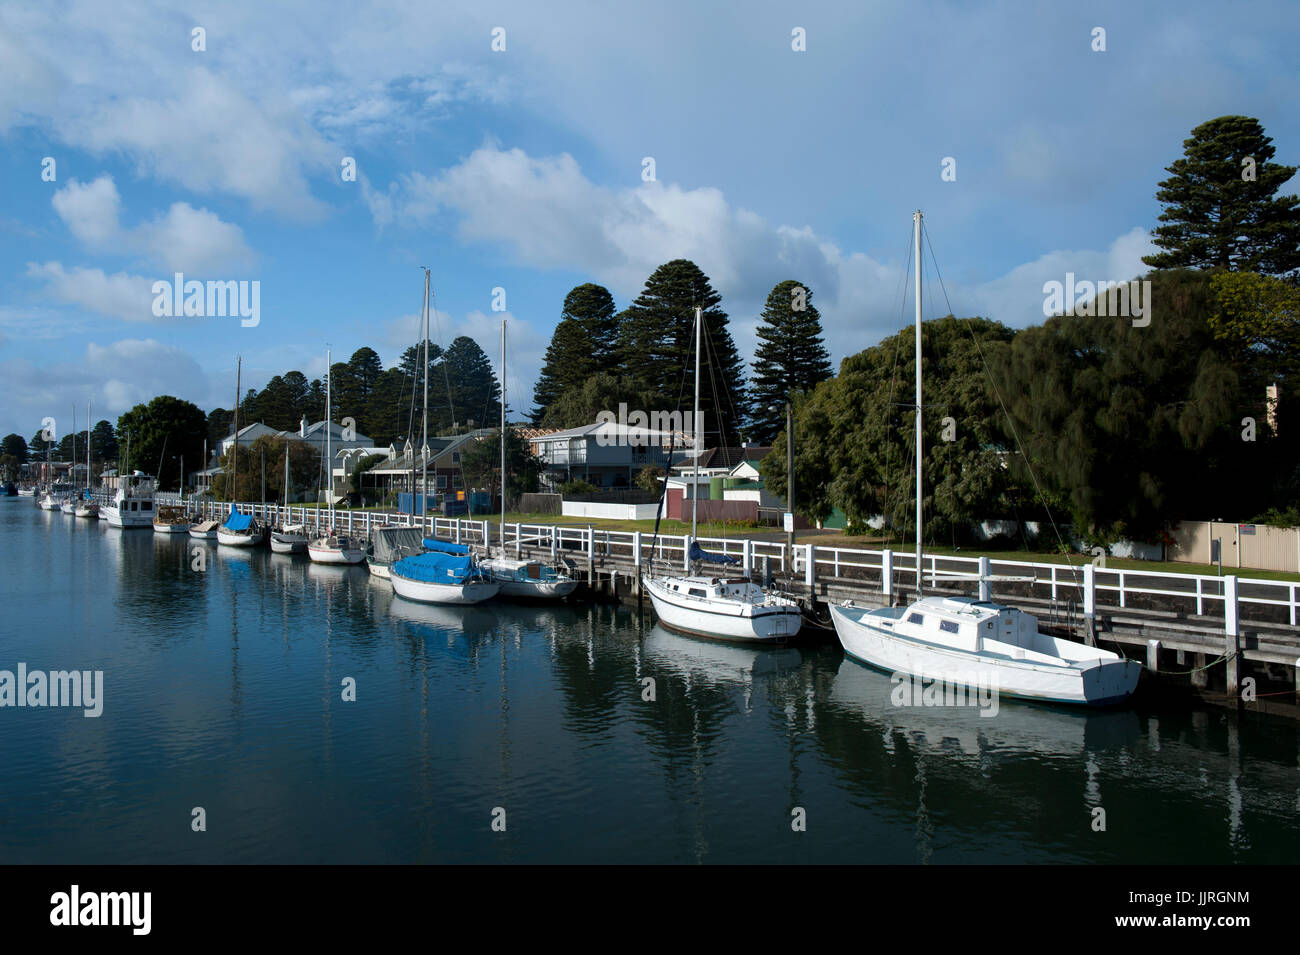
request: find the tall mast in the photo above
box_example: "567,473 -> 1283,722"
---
692,305 -> 701,543
71,405 -> 76,485
234,356 -> 241,500
86,400 -> 91,493
326,348 -> 332,525
500,317 -> 506,553
421,269 -> 430,534
913,210 -> 923,597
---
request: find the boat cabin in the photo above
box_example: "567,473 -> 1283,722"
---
886,596 -> 1043,654
662,576 -> 764,603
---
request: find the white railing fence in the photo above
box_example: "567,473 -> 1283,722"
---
184,501 -> 1300,635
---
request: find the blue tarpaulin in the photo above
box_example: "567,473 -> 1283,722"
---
422,538 -> 470,555
393,551 -> 474,583
689,541 -> 739,565
223,510 -> 253,531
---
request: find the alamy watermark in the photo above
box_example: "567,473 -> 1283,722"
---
151,272 -> 260,327
890,668 -> 1000,717
1042,273 -> 1151,327
595,403 -> 705,448
0,663 -> 103,717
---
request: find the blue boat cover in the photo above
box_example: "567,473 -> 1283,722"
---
422,537 -> 470,555
394,551 -> 473,583
689,541 -> 739,565
224,510 -> 253,531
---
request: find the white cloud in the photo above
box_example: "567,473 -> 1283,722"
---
51,175 -> 255,275
24,263 -> 157,323
50,175 -> 121,247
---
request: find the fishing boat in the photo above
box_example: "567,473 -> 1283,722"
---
152,504 -> 190,534
104,471 -> 156,528
480,318 -> 577,600
189,519 -> 220,540
641,306 -> 803,642
366,526 -> 427,579
217,508 -> 262,546
308,348 -> 367,565
269,447 -> 309,553
828,211 -> 1140,707
390,540 -> 500,605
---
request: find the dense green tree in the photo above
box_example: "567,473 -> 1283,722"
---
749,279 -> 834,443
91,420 -> 118,466
1,433 -> 28,463
365,366 -> 415,447
212,435 -> 320,503
616,259 -> 750,445
532,284 -> 619,422
441,336 -> 501,432
539,373 -> 661,430
995,269 -> 1288,537
765,316 -> 1021,536
1143,116 -> 1300,275
1208,270 -> 1300,385
116,395 -> 208,491
458,427 -> 544,502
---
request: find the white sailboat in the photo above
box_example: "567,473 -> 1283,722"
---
828,211 -> 1141,707
75,402 -> 99,518
216,358 -> 263,546
271,445 -> 309,553
366,526 -> 426,579
387,269 -> 497,604
480,318 -> 576,599
308,348 -> 365,564
641,306 -> 802,642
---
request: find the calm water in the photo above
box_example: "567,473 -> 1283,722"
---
2,499 -> 1298,864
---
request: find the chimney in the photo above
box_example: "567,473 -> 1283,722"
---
300,415 -> 308,437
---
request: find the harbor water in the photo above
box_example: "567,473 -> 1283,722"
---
2,500 -> 1298,864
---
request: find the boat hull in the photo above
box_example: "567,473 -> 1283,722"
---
642,576 -> 802,642
829,604 -> 1141,707
217,529 -> 259,547
390,572 -> 499,605
270,535 -> 308,554
496,577 -> 578,599
366,558 -> 392,579
307,544 -> 366,564
189,528 -> 218,540
153,523 -> 190,534
74,505 -> 98,519
59,502 -> 75,514
105,507 -> 153,528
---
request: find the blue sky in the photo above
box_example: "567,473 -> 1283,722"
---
1,0 -> 1297,441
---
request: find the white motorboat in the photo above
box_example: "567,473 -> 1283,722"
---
39,490 -> 66,511
829,211 -> 1140,708
829,596 -> 1141,707
103,471 -> 156,528
74,501 -> 98,519
152,504 -> 191,534
59,500 -> 75,514
366,526 -> 427,579
189,519 -> 219,540
481,556 -> 578,599
390,545 -> 499,605
17,486 -> 36,498
217,508 -> 261,546
271,524 -> 310,554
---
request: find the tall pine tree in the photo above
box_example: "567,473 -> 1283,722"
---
749,279 -> 834,443
532,284 -> 619,423
1143,115 -> 1300,275
617,259 -> 749,447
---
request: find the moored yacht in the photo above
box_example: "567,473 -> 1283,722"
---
643,567 -> 803,642
481,555 -> 577,599
103,472 -> 156,528
152,504 -> 190,534
390,541 -> 499,605
189,519 -> 219,540
270,524 -> 310,554
217,508 -> 262,546
366,526 -> 427,579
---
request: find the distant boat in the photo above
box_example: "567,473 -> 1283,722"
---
59,499 -> 75,514
390,540 -> 499,605
307,348 -> 366,565
189,519 -> 219,540
366,526 -> 427,580
828,211 -> 1141,708
74,490 -> 98,519
17,486 -> 36,498
152,504 -> 190,534
217,508 -> 261,547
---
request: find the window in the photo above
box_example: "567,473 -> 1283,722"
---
907,613 -> 924,625
142,501 -> 152,511
939,620 -> 959,634
688,588 -> 707,598
452,452 -> 460,463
